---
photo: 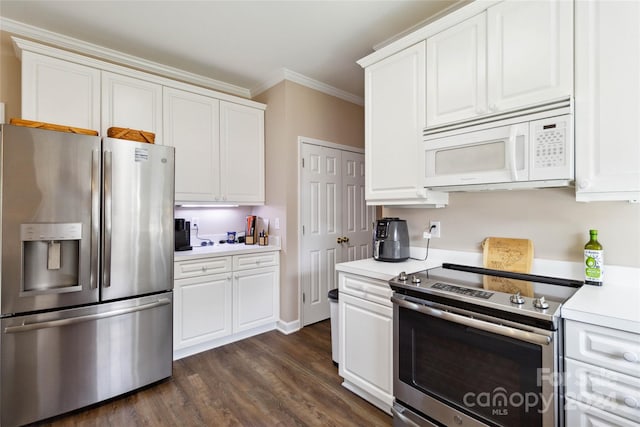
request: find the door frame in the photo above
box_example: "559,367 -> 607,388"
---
297,136 -> 365,327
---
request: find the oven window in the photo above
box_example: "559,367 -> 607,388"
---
398,307 -> 543,426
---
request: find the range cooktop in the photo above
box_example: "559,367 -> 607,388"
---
389,263 -> 583,324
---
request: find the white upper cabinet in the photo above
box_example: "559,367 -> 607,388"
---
362,41 -> 447,207
164,89 -> 266,205
101,71 -> 163,144
163,87 -> 221,203
21,51 -> 100,130
575,0 -> 640,202
426,13 -> 486,127
15,38 -> 266,205
426,0 -> 573,128
219,101 -> 265,204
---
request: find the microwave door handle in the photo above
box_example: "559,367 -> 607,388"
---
508,125 -> 519,181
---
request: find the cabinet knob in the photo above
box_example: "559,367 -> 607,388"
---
578,179 -> 591,190
489,104 -> 498,112
201,266 -> 207,272
623,351 -> 639,363
623,396 -> 638,408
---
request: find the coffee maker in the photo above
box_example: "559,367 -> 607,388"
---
174,218 -> 192,251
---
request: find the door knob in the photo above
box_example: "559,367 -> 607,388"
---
343,237 -> 349,243
337,237 -> 344,244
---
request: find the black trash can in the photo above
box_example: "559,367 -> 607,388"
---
328,288 -> 339,366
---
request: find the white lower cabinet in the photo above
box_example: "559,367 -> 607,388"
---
564,319 -> 640,425
234,266 -> 279,333
338,272 -> 393,414
174,271 -> 232,350
173,250 -> 280,360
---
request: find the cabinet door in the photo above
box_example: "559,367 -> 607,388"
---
487,0 -> 573,112
233,266 -> 279,333
566,398 -> 640,427
21,51 -> 100,130
338,292 -> 393,408
219,101 -> 265,204
364,41 -> 426,202
173,272 -> 232,350
426,13 -> 487,127
101,71 -> 163,144
575,0 -> 640,202
163,87 -> 220,202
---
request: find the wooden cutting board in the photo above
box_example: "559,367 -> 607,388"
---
482,237 -> 534,297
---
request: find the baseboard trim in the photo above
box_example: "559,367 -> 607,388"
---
276,319 -> 300,335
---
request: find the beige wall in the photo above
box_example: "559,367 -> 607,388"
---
254,81 -> 365,323
0,31 -> 21,120
386,187 -> 640,268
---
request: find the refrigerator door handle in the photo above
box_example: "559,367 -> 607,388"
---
103,150 -> 113,288
3,298 -> 171,334
91,149 -> 100,289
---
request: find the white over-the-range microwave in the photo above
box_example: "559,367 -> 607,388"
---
423,98 -> 573,191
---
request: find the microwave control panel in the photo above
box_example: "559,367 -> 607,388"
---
533,120 -> 568,168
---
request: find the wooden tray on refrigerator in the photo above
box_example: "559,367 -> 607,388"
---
9,118 -> 98,136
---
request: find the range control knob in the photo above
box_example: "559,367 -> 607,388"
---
411,275 -> 421,284
398,271 -> 408,281
510,292 -> 525,305
533,296 -> 550,310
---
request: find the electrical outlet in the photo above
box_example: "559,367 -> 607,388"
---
430,221 -> 441,238
191,217 -> 199,229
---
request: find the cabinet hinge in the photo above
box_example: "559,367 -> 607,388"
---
302,157 -> 305,168
303,292 -> 306,303
302,225 -> 305,235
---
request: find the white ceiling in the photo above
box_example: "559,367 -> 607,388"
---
0,0 -> 460,102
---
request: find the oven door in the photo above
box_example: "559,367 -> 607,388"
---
392,294 -> 559,427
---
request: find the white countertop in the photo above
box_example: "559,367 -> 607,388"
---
561,266 -> 640,334
335,257 -> 440,281
174,243 -> 280,261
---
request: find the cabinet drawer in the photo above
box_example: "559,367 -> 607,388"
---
566,358 -> 640,423
566,397 -> 639,427
338,272 -> 392,307
174,257 -> 232,279
232,251 -> 278,271
565,320 -> 640,378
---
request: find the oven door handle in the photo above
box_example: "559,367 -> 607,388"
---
391,296 -> 552,346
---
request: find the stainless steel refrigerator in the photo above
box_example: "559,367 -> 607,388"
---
0,124 -> 175,427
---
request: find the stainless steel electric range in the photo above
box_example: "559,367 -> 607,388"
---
389,263 -> 583,427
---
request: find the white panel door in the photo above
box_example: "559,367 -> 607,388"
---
301,143 -> 341,325
365,41 -> 426,202
341,150 -> 374,262
21,51 -> 100,131
426,13 -> 487,127
301,143 -> 373,325
219,101 -> 265,204
163,87 -> 220,202
575,0 -> 640,202
101,71 -> 163,144
487,0 -> 573,112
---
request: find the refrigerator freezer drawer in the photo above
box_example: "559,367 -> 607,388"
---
0,292 -> 173,427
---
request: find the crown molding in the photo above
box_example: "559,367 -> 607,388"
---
1,17 -> 364,106
0,17 -> 252,98
251,68 -> 364,106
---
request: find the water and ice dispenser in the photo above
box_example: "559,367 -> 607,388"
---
20,223 -> 82,292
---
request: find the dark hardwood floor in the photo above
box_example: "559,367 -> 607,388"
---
33,320 -> 392,427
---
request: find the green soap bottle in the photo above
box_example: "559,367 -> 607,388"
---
584,229 -> 604,286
